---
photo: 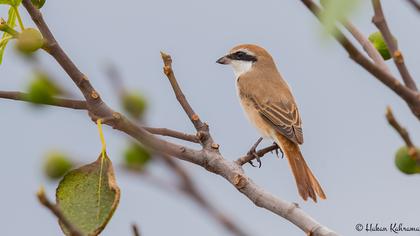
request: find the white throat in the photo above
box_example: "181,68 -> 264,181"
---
230,60 -> 253,78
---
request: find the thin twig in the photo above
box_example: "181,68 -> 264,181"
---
235,144 -> 279,166
372,0 -> 418,91
343,22 -> 390,74
143,127 -> 199,143
385,106 -> 419,160
160,52 -> 217,149
0,91 -> 87,109
300,0 -> 420,119
132,223 -> 141,236
0,90 -> 199,142
407,0 -> 420,13
36,187 -> 83,236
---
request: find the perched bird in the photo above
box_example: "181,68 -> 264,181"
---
217,44 -> 326,202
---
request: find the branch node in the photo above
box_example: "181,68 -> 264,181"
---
233,173 -> 247,189
191,114 -> 200,121
211,143 -> 220,149
90,90 -> 99,99
393,50 -> 404,63
112,112 -> 121,120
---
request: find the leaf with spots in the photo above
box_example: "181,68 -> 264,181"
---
56,152 -> 120,236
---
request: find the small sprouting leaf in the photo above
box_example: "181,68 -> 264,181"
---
0,7 -> 17,64
31,0 -> 45,9
56,152 -> 120,236
124,142 -> 151,171
0,0 -> 12,5
320,0 -> 361,36
121,91 -> 147,119
25,73 -> 60,105
43,151 -> 74,180
368,31 -> 397,60
9,0 -> 21,6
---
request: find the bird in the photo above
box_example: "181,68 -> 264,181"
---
216,44 -> 326,202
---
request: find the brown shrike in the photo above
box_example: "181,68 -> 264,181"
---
217,44 -> 326,202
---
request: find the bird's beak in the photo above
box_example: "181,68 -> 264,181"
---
216,56 -> 230,65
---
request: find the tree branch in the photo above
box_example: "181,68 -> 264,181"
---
20,1 -> 338,235
0,90 -> 199,142
407,0 -> 420,12
131,224 -> 141,236
160,52 -> 218,149
371,0 -> 418,91
300,0 -> 420,119
0,91 -> 87,109
385,106 -> 419,160
343,22 -> 390,74
36,187 -> 82,236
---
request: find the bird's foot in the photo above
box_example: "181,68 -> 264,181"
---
271,142 -> 284,159
247,137 -> 263,168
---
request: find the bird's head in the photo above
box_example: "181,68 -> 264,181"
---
217,44 -> 274,78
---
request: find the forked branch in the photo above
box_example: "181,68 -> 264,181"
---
386,107 -> 419,160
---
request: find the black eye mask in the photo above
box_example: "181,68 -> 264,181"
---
227,51 -> 257,62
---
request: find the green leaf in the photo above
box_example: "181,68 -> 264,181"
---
124,142 -> 151,171
320,0 -> 361,36
0,7 -> 17,64
10,0 -> 21,6
368,31 -> 397,60
0,0 -> 12,5
25,73 -> 60,105
31,0 -> 45,9
121,91 -> 147,119
43,151 -> 74,180
56,153 -> 120,235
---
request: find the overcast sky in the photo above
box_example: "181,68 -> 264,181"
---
1,1 -> 419,235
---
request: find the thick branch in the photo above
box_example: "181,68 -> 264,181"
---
21,1 -> 338,235
0,91 -> 87,109
385,106 -> 419,160
300,0 -> 420,119
36,188 -> 82,236
372,0 -> 418,91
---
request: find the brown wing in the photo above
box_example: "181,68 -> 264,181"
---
251,97 -> 304,144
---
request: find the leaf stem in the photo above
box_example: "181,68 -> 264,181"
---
13,6 -> 25,31
96,119 -> 107,220
97,119 -> 107,153
0,19 -> 19,37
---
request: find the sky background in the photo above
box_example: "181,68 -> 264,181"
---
1,0 -> 419,235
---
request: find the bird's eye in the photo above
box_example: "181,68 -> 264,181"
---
235,51 -> 246,59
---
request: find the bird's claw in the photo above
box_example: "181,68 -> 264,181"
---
271,142 -> 284,159
246,137 -> 263,168
247,150 -> 262,168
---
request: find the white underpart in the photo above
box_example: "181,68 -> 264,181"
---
230,60 -> 253,79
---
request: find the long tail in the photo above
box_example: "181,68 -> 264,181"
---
274,133 -> 326,202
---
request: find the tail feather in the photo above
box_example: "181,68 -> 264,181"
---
274,133 -> 326,202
